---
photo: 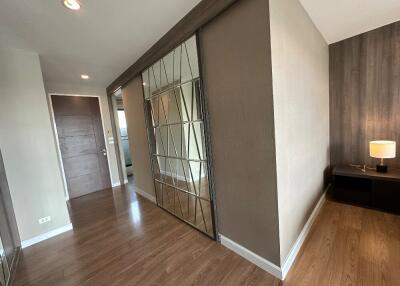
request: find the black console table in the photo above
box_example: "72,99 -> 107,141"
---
332,164 -> 400,214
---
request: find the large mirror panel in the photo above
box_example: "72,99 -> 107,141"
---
141,35 -> 215,238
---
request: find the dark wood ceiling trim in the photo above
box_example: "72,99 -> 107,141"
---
106,0 -> 239,95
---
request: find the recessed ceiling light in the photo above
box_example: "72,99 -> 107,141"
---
63,0 -> 80,11
81,74 -> 89,79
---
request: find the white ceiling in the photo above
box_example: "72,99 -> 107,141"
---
299,0 -> 400,44
0,0 -> 201,87
3,0 -> 400,87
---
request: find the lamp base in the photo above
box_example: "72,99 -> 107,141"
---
376,164 -> 388,173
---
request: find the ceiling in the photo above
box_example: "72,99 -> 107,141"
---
2,0 -> 400,87
299,0 -> 400,44
0,0 -> 201,87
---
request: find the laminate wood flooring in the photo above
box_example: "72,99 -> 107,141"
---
14,180 -> 400,285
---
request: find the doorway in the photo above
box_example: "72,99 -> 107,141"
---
117,110 -> 133,177
113,93 -> 134,184
50,95 -> 112,199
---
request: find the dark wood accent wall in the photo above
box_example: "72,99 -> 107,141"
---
330,21 -> 400,168
106,0 -> 238,95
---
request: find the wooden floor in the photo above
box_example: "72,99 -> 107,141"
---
156,175 -> 214,237
13,179 -> 400,285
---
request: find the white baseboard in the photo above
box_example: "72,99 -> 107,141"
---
220,235 -> 283,279
160,170 -> 206,182
281,189 -> 327,279
112,179 -> 129,187
160,170 -> 187,181
134,187 -> 156,204
21,223 -> 73,249
112,181 -> 121,187
220,188 -> 327,280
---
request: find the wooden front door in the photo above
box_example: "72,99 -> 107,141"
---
51,95 -> 111,199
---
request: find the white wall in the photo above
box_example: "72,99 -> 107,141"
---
269,0 -> 330,263
45,82 -> 121,188
0,48 -> 71,241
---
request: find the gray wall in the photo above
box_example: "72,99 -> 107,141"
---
200,0 -> 281,265
122,77 -> 155,197
0,48 -> 71,241
330,21 -> 400,168
98,0 -> 329,269
269,0 -> 330,263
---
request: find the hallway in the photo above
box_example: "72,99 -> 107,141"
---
13,182 -> 278,285
13,181 -> 400,285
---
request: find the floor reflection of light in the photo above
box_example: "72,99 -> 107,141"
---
130,200 -> 142,225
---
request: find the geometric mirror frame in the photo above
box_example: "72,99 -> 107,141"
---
141,34 -> 217,239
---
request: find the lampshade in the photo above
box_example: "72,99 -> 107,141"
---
369,140 -> 396,159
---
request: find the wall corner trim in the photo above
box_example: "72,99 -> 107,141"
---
220,235 -> 283,279
134,187 -> 156,204
220,187 -> 328,280
21,223 -> 73,249
280,188 -> 328,279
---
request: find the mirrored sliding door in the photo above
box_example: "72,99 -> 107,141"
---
141,35 -> 216,238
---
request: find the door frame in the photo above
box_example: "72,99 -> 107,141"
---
110,94 -> 129,185
107,91 -> 126,187
47,93 -> 113,201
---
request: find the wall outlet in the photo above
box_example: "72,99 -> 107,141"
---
38,216 -> 51,224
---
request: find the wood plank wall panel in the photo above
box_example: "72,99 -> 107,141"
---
330,21 -> 400,168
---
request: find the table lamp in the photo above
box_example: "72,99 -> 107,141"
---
369,140 -> 396,173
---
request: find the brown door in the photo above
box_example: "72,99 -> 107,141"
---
51,95 -> 111,199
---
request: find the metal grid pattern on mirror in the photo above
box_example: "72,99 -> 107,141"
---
141,35 -> 215,238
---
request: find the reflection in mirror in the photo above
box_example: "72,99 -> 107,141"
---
142,35 -> 215,238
